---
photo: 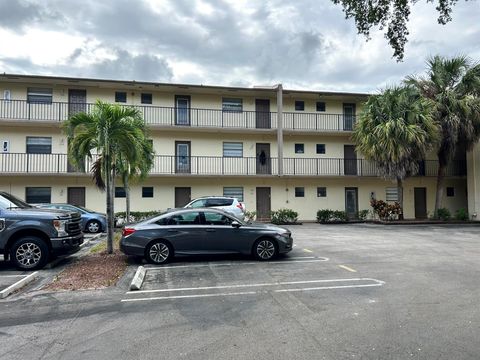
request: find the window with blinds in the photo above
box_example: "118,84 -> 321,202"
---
223,142 -> 243,157
27,88 -> 52,104
386,187 -> 398,201
222,98 -> 243,112
26,137 -> 52,154
223,187 -> 244,202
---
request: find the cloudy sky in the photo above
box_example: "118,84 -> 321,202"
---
0,0 -> 479,93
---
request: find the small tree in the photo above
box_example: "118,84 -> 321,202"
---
353,86 -> 438,219
64,101 -> 151,253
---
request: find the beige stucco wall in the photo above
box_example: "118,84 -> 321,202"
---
467,143 -> 480,220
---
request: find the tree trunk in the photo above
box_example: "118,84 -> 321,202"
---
105,161 -> 114,254
108,167 -> 115,254
397,177 -> 404,220
434,163 -> 447,216
125,178 -> 131,224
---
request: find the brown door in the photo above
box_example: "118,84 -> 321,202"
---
345,187 -> 358,219
175,141 -> 191,173
414,187 -> 427,219
343,103 -> 356,131
68,89 -> 87,116
175,187 -> 191,207
344,145 -> 357,175
255,99 -> 271,128
256,187 -> 271,220
256,143 -> 271,174
67,187 -> 86,207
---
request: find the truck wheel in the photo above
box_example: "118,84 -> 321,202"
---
10,237 -> 49,270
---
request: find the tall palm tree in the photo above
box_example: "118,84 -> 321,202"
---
116,139 -> 154,224
353,86 -> 438,219
63,101 -> 152,253
406,55 -> 480,214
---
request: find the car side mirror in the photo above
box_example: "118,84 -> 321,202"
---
231,221 -> 241,228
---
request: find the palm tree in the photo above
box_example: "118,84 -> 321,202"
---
63,101 -> 152,253
116,139 -> 154,224
406,55 -> 480,214
353,86 -> 438,219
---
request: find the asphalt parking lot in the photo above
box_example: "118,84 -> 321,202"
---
1,224 -> 479,360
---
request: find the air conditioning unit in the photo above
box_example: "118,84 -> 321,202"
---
3,90 -> 11,100
2,140 -> 9,152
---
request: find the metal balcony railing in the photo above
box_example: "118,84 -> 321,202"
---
0,99 -> 356,131
0,153 -> 467,177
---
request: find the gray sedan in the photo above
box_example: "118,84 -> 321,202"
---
120,208 -> 293,264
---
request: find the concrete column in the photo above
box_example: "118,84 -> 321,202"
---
276,84 -> 283,176
467,143 -> 480,220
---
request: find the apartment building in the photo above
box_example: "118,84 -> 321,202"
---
0,74 -> 476,221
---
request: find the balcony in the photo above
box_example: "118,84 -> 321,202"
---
0,99 -> 355,132
0,153 -> 467,177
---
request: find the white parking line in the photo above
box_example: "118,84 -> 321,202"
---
126,278 -> 382,295
144,257 -> 329,271
122,291 -> 257,302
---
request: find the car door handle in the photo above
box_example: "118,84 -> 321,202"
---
205,228 -> 216,232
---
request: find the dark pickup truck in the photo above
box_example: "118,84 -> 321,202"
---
0,191 -> 84,270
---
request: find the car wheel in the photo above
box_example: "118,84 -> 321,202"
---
146,240 -> 172,265
10,236 -> 49,270
86,220 -> 101,233
253,238 -> 277,261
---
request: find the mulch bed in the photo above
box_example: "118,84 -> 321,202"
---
45,250 -> 128,291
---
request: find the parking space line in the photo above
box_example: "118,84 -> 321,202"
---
126,277 -> 379,295
121,291 -> 257,302
339,265 -> 357,273
144,257 -> 329,271
0,275 -> 29,278
303,249 -> 314,253
122,278 -> 385,302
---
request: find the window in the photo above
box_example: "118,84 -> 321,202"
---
386,187 -> 398,201
295,143 -> 304,154
222,98 -> 243,112
206,198 -> 234,206
295,187 -> 305,197
295,100 -> 305,111
223,142 -> 243,157
316,144 -> 326,154
162,211 -> 201,225
27,87 -> 52,104
316,101 -> 326,112
223,187 -> 244,202
115,91 -> 127,103
26,187 -> 51,203
446,187 -> 455,197
142,187 -> 154,198
141,93 -> 152,104
204,211 -> 233,225
115,187 -> 126,198
188,199 -> 207,208
26,137 -> 52,154
317,187 -> 327,197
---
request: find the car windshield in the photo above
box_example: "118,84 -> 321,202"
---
0,193 -> 33,210
76,205 -> 95,213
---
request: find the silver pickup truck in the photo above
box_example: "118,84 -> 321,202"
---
0,191 -> 84,270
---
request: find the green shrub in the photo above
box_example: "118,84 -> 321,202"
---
316,209 -> 348,223
244,210 -> 257,222
270,209 -> 298,225
455,208 -> 469,221
370,199 -> 401,221
357,209 -> 369,220
435,208 -> 451,221
115,211 -> 163,225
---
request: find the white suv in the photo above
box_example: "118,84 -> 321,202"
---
184,196 -> 245,219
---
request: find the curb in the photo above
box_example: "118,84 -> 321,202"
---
80,233 -> 104,248
0,271 -> 38,299
129,266 -> 146,291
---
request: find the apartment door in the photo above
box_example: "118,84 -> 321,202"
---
68,89 -> 87,116
255,99 -> 271,129
67,187 -> 86,207
344,145 -> 357,175
175,141 -> 191,173
175,95 -> 191,125
345,187 -> 358,219
414,187 -> 427,219
175,187 -> 191,208
256,143 -> 271,174
343,103 -> 356,131
256,187 -> 271,220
